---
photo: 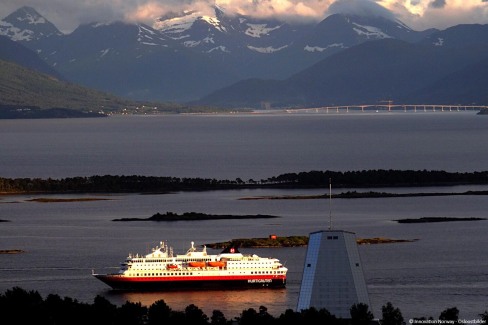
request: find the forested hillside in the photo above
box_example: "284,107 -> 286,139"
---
1,170 -> 487,194
0,60 -> 133,114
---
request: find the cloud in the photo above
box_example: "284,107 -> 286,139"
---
1,0 -> 488,33
213,0 -> 332,21
327,0 -> 396,20
429,0 -> 446,9
379,0 -> 488,30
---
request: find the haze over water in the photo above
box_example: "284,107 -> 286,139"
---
1,112 -> 487,320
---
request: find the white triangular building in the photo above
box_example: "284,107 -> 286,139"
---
297,230 -> 370,318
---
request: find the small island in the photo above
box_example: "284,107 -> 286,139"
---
0,249 -> 25,254
206,236 -> 309,249
239,190 -> 488,200
356,237 -> 418,245
27,197 -> 112,203
113,212 -> 280,222
396,217 -> 486,223
205,236 -> 418,248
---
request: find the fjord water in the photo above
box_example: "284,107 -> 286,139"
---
1,112 -> 488,178
1,112 -> 488,319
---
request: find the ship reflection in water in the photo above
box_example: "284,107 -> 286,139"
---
109,288 -> 290,317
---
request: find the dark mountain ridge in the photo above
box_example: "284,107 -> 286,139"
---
2,6 -> 488,107
0,6 -> 62,42
0,35 -> 62,78
198,36 -> 488,107
27,21 -> 241,101
0,59 -> 139,113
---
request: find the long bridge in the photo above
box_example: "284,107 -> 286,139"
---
284,104 -> 488,114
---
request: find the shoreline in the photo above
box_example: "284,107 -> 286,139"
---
1,170 -> 488,196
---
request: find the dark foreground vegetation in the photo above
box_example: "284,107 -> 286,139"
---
1,170 -> 488,194
2,287 -> 487,325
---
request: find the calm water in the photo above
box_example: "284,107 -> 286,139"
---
1,112 -> 487,319
1,112 -> 487,179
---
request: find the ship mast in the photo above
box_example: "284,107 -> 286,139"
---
328,178 -> 332,230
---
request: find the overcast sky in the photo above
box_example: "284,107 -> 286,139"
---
2,0 -> 488,33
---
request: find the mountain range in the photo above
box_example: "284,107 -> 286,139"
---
1,5 -> 488,108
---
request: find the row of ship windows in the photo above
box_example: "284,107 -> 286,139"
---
125,265 -> 276,274
131,262 -> 273,266
132,272 -> 194,276
130,259 -> 213,263
129,270 -> 286,277
131,263 -> 278,269
139,258 -> 213,263
251,271 -> 285,275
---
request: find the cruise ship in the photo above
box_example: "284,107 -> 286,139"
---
93,241 -> 287,290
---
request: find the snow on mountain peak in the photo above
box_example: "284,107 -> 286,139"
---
247,44 -> 288,53
352,22 -> 391,39
153,9 -> 227,37
0,20 -> 34,41
304,43 -> 346,53
0,6 -> 62,41
153,10 -> 203,34
245,23 -> 282,38
15,6 -> 47,25
136,24 -> 170,47
201,16 -> 226,32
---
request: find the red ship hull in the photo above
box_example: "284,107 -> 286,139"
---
94,274 -> 286,291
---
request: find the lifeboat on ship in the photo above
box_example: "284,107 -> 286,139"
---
189,261 -> 206,268
208,261 -> 225,267
167,264 -> 178,269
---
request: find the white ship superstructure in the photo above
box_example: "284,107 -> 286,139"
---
93,241 -> 287,290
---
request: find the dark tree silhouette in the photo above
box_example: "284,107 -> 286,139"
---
381,302 -> 404,325
239,307 -> 275,325
114,301 -> 147,325
44,294 -> 91,325
92,295 -> 117,325
298,307 -> 339,325
278,309 -> 302,324
439,307 -> 459,322
3,287 -> 487,325
184,304 -> 209,325
170,310 -> 186,323
350,303 -> 374,325
147,299 -> 172,324
0,287 -> 46,325
480,311 -> 488,322
239,307 -> 259,325
211,310 -> 228,325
